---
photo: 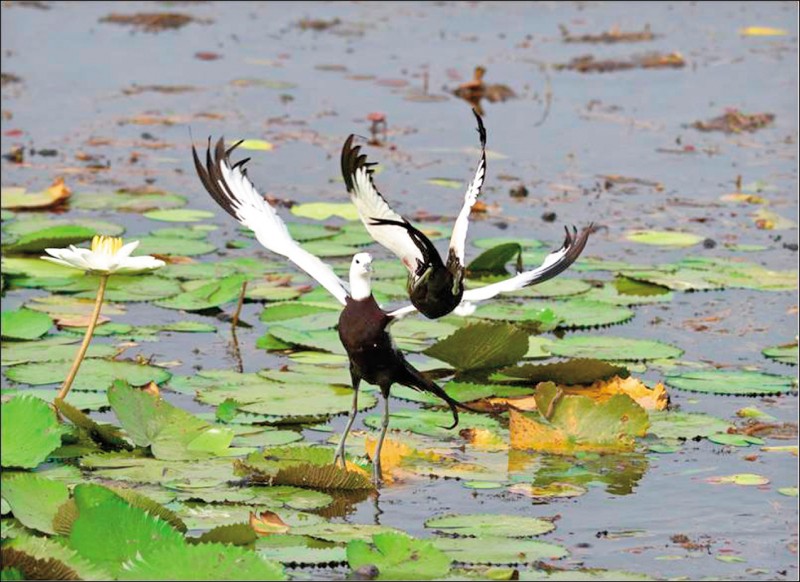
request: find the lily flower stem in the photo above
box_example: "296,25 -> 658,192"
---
57,274 -> 109,401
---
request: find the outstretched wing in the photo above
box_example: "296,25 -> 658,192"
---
447,109 -> 487,269
341,135 -> 427,273
194,137 -> 350,306
461,225 -> 594,303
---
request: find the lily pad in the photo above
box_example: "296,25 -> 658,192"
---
364,409 -> 501,439
2,337 -> 116,365
647,411 -> 733,439
626,230 -> 703,247
143,209 -> 215,222
1,309 -> 52,340
71,191 -> 187,212
763,342 -> 798,365
290,202 -> 359,221
467,243 -> 523,276
347,532 -> 451,580
500,359 -> 629,385
5,358 -> 171,392
424,322 -> 529,372
548,337 -> 683,362
135,236 -> 216,257
291,523 -> 404,544
431,536 -> 568,565
0,473 -> 69,534
425,514 -> 555,538
1,395 -> 65,468
705,473 -> 769,486
109,380 -> 234,461
3,225 -> 96,253
665,370 -> 796,396
155,275 -> 248,311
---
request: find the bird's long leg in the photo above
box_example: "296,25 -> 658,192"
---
335,374 -> 360,469
372,391 -> 391,486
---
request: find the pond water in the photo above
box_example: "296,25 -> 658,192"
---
1,1 -> 797,580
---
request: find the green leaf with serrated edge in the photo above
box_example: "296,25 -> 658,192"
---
119,542 -> 286,580
1,395 -> 65,468
763,342 -> 798,365
108,380 -> 233,460
291,523 -> 403,544
190,523 -> 258,546
348,532 -> 451,580
548,336 -> 683,361
155,274 -> 248,311
68,484 -> 184,577
500,359 -> 629,385
1,309 -> 52,340
424,322 -> 529,372
5,532 -> 110,580
256,534 -> 347,564
665,370 -> 796,395
425,514 -> 554,538
364,409 -> 501,439
0,474 -> 69,534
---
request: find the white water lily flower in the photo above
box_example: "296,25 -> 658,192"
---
42,235 -> 165,274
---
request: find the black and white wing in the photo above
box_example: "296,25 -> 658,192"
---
447,109 -> 487,269
194,138 -> 350,306
461,225 -> 594,303
341,135 -> 426,274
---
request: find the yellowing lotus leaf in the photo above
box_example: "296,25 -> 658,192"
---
562,376 -> 668,411
509,382 -> 649,453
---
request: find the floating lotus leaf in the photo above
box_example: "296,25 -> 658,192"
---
159,262 -> 239,280
155,274 -> 248,311
263,326 -> 346,355
135,236 -> 216,257
1,395 -> 65,468
509,383 -> 648,453
347,532 -> 452,580
2,388 -> 107,411
58,275 -> 182,302
0,547 -> 80,581
424,321 -> 529,372
70,191 -> 187,211
286,223 -> 339,242
172,503 -> 322,531
582,283 -> 674,306
256,534 -> 347,565
707,433 -> 764,447
108,380 -> 234,461
647,411 -> 733,439
763,342 -> 798,365
0,473 -> 70,534
244,281 -> 302,302
81,453 -> 237,486
665,370 -> 796,395
626,230 -> 702,247
67,484 -> 185,577
4,532 -> 110,580
291,202 -> 359,221
260,301 -> 339,323
467,243 -> 523,276
500,359 -> 629,385
142,208 -> 215,222
474,300 -> 634,329
1,257 -> 83,281
425,513 -> 555,538
502,278 -> 592,299
6,358 -> 171,392
3,225 -> 96,253
508,482 -> 588,499
195,374 -> 375,420
291,522 -> 404,544
432,536 -> 568,565
548,336 -> 683,361
391,381 -> 533,406
519,567 -> 653,580
705,473 -> 769,486
364,409 -> 501,439
1,309 -> 52,340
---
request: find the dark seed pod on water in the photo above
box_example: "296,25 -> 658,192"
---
353,564 -> 380,580
542,211 -> 557,222
703,238 -> 716,249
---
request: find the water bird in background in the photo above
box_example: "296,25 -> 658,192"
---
341,110 -> 592,319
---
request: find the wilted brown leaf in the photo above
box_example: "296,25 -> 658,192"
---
249,510 -> 290,536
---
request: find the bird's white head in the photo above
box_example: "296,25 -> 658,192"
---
349,252 -> 373,300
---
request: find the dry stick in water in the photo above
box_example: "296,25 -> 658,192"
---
57,274 -> 110,401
